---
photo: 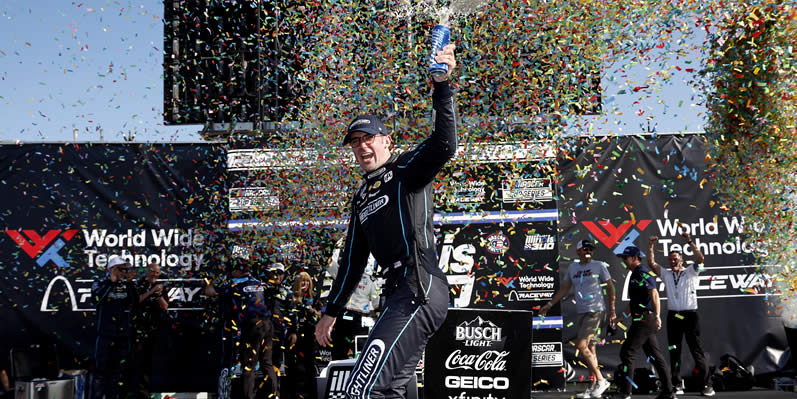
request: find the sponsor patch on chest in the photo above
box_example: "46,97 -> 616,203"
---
358,195 -> 389,222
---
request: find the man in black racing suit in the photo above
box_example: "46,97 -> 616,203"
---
314,43 -> 457,399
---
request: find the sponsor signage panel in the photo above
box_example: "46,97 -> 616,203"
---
501,178 -> 554,203
229,187 -> 279,212
437,222 -> 559,310
437,162 -> 556,212
425,309 -> 532,399
557,134 -> 788,376
531,342 -> 563,367
0,143 -> 227,390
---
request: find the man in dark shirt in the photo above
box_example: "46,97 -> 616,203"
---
204,260 -> 276,399
91,255 -> 138,399
263,262 -> 289,379
615,246 -> 675,399
315,44 -> 458,399
131,262 -> 168,399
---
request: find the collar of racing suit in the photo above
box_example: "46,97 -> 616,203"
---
362,154 -> 399,180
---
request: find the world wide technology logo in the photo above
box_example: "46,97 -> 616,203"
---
4,229 -> 78,268
580,220 -> 651,254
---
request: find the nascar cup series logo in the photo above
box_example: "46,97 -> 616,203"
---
485,232 -> 509,255
455,316 -> 503,347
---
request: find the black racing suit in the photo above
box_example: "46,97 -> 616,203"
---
91,278 -> 138,399
324,79 -> 456,399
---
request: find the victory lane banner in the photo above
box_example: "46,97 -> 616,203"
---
425,308 -> 532,399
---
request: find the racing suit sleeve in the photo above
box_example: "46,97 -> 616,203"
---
399,80 -> 458,192
323,204 -> 370,318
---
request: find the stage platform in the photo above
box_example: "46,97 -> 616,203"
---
530,387 -> 794,398
150,387 -> 794,398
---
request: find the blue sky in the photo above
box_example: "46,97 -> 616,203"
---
1,0 -> 707,143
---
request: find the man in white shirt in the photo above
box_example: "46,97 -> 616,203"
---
648,232 -> 714,397
540,239 -> 615,398
326,236 -> 382,360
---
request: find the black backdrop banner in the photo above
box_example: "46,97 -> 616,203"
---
434,159 -> 564,390
1,135 -> 790,392
0,143 -> 228,391
557,134 -> 787,377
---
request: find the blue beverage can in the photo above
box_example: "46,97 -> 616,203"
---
429,24 -> 450,77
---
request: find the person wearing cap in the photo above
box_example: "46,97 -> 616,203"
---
203,259 -> 276,399
539,239 -> 615,398
91,254 -> 139,399
615,246 -> 675,399
648,232 -> 714,396
315,43 -> 457,399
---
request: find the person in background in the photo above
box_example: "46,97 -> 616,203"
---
648,233 -> 714,396
203,258 -> 276,399
615,246 -> 675,399
131,262 -> 168,399
539,239 -> 614,398
264,261 -> 291,388
326,236 -> 381,361
91,255 -> 138,399
284,271 -> 321,399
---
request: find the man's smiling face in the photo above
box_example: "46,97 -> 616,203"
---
349,132 -> 392,172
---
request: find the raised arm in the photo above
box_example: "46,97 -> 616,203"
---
399,45 -> 458,192
647,236 -> 662,276
325,238 -> 345,280
683,232 -> 704,270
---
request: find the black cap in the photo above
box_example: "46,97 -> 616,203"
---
342,114 -> 388,145
576,239 -> 595,250
617,246 -> 643,258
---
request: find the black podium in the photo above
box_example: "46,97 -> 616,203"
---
316,359 -> 418,399
424,308 -> 533,399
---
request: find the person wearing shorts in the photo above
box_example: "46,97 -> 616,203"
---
540,239 -> 616,398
